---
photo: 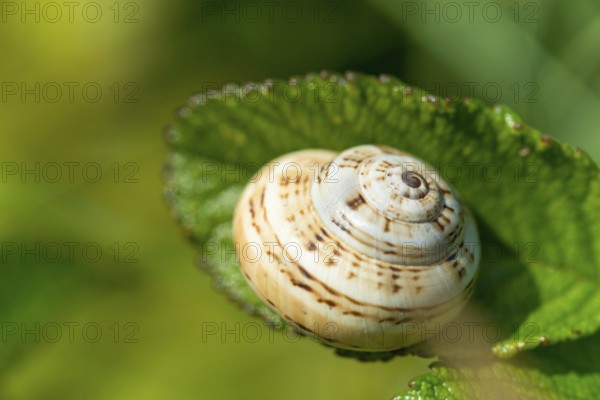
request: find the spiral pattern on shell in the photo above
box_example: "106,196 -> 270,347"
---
233,145 -> 480,351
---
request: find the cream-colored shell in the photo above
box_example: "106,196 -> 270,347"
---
233,145 -> 480,351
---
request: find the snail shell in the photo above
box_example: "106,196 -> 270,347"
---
233,145 -> 480,351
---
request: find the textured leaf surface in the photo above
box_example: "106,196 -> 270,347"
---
163,72 -> 600,362
395,331 -> 600,399
395,363 -> 600,400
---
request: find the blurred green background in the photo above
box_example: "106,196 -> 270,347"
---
1,0 -> 599,399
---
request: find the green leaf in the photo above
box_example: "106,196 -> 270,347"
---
395,363 -> 600,400
395,332 -> 600,399
163,71 -> 600,359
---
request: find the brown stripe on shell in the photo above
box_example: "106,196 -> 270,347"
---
338,163 -> 361,169
295,282 -> 313,292
346,194 -> 366,210
318,299 -> 337,307
343,311 -> 365,317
